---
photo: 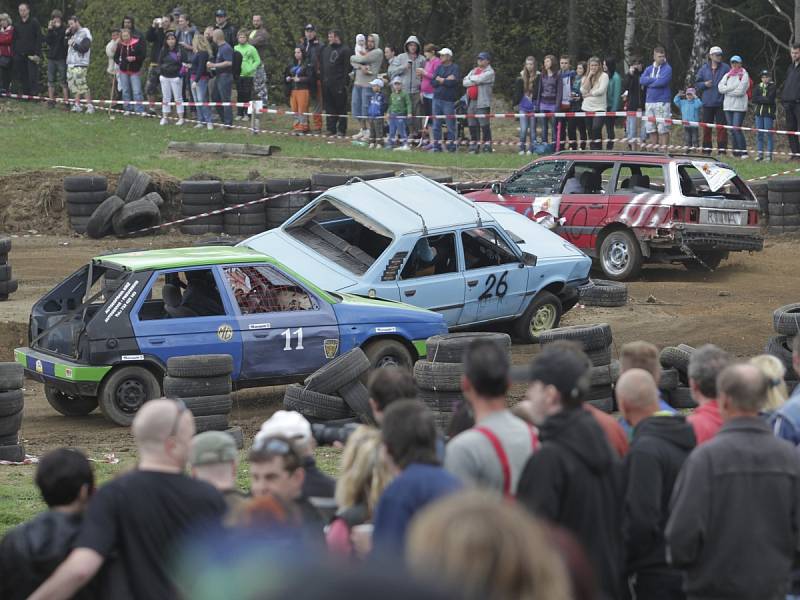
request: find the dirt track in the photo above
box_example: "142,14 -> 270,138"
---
2,233 -> 798,457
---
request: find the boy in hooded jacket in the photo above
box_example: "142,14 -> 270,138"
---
367,78 -> 387,148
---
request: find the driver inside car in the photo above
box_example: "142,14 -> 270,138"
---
181,270 -> 224,316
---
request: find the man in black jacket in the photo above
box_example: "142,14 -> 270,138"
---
0,449 -> 97,600
145,14 -> 173,107
617,368 -> 695,600
12,2 -> 42,95
45,10 -> 68,108
302,24 -> 323,132
666,364 -> 800,600
783,44 -> 800,159
320,29 -> 352,136
516,343 -> 624,600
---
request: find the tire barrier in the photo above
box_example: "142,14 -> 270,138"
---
63,175 -> 109,235
659,345 -> 698,409
0,235 -> 18,301
766,178 -> 800,236
766,304 -> 800,390
0,363 -> 25,462
180,180 -> 224,235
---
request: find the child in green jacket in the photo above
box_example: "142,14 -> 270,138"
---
386,76 -> 412,150
234,30 -> 262,120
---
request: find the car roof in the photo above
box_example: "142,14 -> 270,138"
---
323,174 -> 494,235
93,246 -> 273,272
539,151 -> 722,165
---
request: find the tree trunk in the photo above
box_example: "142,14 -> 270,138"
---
686,0 -> 711,86
660,0 -> 672,50
623,0 -> 636,66
471,0 -> 488,56
568,0 -> 579,59
795,0 -> 800,44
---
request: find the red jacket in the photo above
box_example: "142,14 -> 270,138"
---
0,27 -> 13,58
687,400 -> 723,445
585,403 -> 629,457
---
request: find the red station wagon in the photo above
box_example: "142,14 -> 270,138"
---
467,152 -> 763,280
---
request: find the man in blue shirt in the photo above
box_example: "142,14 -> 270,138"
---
208,29 -> 233,127
430,48 -> 461,153
640,46 -> 673,148
771,335 -> 800,444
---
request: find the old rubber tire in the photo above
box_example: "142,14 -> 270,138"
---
123,171 -> 152,203
414,360 -> 463,391
659,368 -> 680,391
0,236 -> 10,254
598,228 -> 642,281
225,425 -> 244,449
224,181 -> 265,194
167,355 -> 234,378
223,212 -> 267,226
266,178 -> 311,194
181,180 -> 224,194
0,444 -> 25,462
44,386 -> 98,416
184,395 -> 232,417
767,178 -> 800,192
225,225 -> 266,237
283,384 -> 352,420
668,387 -> 697,409
182,203 -> 225,216
512,291 -> 563,344
363,339 -> 414,370
113,198 -> 161,237
587,384 -> 613,402
65,192 -> 107,205
163,375 -> 232,398
0,279 -> 18,296
194,414 -> 229,432
774,303 -> 800,336
0,432 -> 18,446
538,323 -> 613,351
418,389 -> 464,413
659,346 -> 693,375
98,366 -> 161,427
64,175 -> 108,193
304,348 -> 371,394
311,173 -> 353,189
142,191 -> 164,207
765,335 -> 794,372
0,410 -> 22,436
578,279 -> 628,307
0,363 -> 24,390
181,192 -> 224,206
589,360 -> 620,386
116,165 -> 139,200
586,345 -> 612,367
0,389 -> 23,417
87,195 -> 125,239
426,332 -> 511,363
180,224 -> 224,235
70,216 -> 90,234
339,381 -> 375,424
0,265 -> 12,281
67,201 -> 104,217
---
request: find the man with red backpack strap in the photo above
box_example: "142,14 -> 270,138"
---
444,339 -> 538,497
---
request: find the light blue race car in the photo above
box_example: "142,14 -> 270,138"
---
242,174 -> 591,342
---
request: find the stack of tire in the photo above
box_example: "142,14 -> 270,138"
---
0,363 -> 25,462
164,354 -> 242,448
64,175 -> 109,234
538,324 -> 616,413
86,166 -> 161,239
767,178 -> 800,236
766,304 -> 800,389
265,178 -> 313,230
179,180 -> 224,235
659,344 -> 697,409
415,332 -> 511,432
283,348 -> 374,424
578,279 -> 628,308
748,180 -> 768,215
223,180 -> 267,237
0,235 -> 17,301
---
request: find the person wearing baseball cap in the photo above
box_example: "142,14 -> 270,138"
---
673,86 -> 703,151
753,68 -> 777,161
213,8 -> 236,48
515,342 -> 624,600
694,45 -> 730,154
430,47 -> 460,152
301,23 -> 323,132
190,430 -> 248,518
718,54 -> 750,157
463,51 -> 495,154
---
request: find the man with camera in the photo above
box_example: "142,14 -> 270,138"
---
145,14 -> 173,111
65,15 -> 93,113
12,3 -> 42,96
45,10 -> 68,108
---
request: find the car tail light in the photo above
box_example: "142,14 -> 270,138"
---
670,207 -> 699,223
748,210 -> 759,225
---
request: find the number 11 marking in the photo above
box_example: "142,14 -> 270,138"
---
282,328 -> 304,351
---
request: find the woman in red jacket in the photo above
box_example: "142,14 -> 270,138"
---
0,13 -> 13,94
114,28 -> 146,114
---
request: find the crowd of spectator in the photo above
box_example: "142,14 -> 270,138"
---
2,333 -> 800,599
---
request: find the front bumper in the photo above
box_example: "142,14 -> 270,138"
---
14,347 -> 110,397
559,282 -> 583,313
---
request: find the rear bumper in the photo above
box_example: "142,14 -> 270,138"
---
14,347 -> 108,397
645,224 -> 763,253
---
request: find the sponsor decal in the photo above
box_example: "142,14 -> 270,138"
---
248,323 -> 271,330
64,368 -> 73,378
35,359 -> 43,374
121,355 -> 145,361
217,324 -> 234,342
375,326 -> 397,333
103,279 -> 140,323
323,338 -> 339,359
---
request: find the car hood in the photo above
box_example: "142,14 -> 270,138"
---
331,292 -> 446,325
240,230 -> 358,291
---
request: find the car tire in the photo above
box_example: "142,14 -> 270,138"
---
0,432 -> 18,446
224,181 -> 265,195
0,444 -> 25,462
223,196 -> 267,213
70,216 -> 90,234
194,414 -> 229,433
684,251 -> 726,271
142,191 -> 164,207
181,192 -> 224,206
87,195 -> 125,239
67,201 -> 104,217
311,173 -> 353,189
0,363 -> 23,391
589,360 -> 620,386
180,224 -> 224,235
537,323 -> 612,351
774,303 -> 800,336
283,384 -> 353,420
426,332 -> 511,363
44,386 -> 98,416
659,368 -> 680,391
0,279 -> 18,296
363,339 -> 414,370
181,180 -> 224,194
598,228 -> 642,281
413,360 -> 463,391
163,375 -> 232,398
0,265 -> 12,281
0,410 -> 22,436
266,178 -> 311,194
0,389 -> 23,417
768,178 -> 800,192
418,389 -> 464,413
512,292 -> 563,344
184,395 -> 233,417
668,386 -> 697,409
123,171 -> 152,203
338,381 -> 375,424
64,175 -> 108,193
225,425 -> 244,449
112,198 -> 161,237
303,348 -> 371,394
587,397 -> 614,413
765,335 -> 795,372
586,345 -> 612,367
578,279 -> 628,307
659,346 -> 693,376
181,203 -> 224,217
167,355 -> 234,378
223,213 -> 267,226
98,366 -> 161,427
115,165 -> 139,200
0,236 -> 11,254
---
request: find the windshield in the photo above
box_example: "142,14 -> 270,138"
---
285,199 -> 393,275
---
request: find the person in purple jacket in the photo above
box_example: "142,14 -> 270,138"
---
640,46 -> 672,148
695,46 -> 730,155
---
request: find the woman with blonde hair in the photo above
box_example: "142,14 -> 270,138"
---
407,491 -> 572,600
190,33 -> 213,129
581,56 -> 609,149
326,425 -> 393,556
750,354 -> 789,413
513,56 -> 539,154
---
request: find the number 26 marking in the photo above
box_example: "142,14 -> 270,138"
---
282,327 -> 304,351
478,271 -> 509,300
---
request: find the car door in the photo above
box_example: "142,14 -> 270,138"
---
221,264 -> 339,381
458,226 -> 528,325
396,233 -> 465,327
558,161 -> 616,251
132,267 -> 244,379
497,160 -> 570,217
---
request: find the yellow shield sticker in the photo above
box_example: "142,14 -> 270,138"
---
217,324 -> 234,342
323,339 -> 339,359
35,360 -> 43,374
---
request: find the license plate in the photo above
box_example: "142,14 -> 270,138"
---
707,210 -> 743,225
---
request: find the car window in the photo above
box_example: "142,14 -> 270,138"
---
224,266 -> 317,315
504,160 -> 568,195
677,164 -> 749,200
561,162 -> 615,194
400,234 -> 458,280
139,269 -> 225,321
461,228 -> 519,270
615,164 -> 667,193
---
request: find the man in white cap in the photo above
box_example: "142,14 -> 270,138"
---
254,410 -> 335,498
694,46 -> 730,155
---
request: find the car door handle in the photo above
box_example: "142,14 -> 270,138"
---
589,203 -> 605,209
467,280 -> 479,287
404,289 -> 416,297
148,338 -> 165,345
253,333 -> 269,338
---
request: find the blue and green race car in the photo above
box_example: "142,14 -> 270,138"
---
15,246 -> 447,426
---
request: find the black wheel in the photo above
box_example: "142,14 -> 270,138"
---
181,180 -> 224,194
224,180 -> 265,194
98,366 -> 161,426
578,279 -> 628,307
684,251 -> 725,271
112,198 -> 161,237
181,192 -> 224,206
87,195 -> 125,239
659,346 -> 693,381
163,375 -> 232,398
142,192 -> 164,207
0,389 -> 24,417
363,339 -> 414,370
183,395 -> 233,417
44,386 -> 98,416
180,224 -> 224,235
167,354 -> 234,378
283,384 -> 353,420
537,322 -> 612,351
512,291 -> 563,344
64,175 -> 108,193
223,213 -> 267,226
338,381 -> 375,424
0,444 -> 25,462
194,414 -> 229,432
116,165 -> 139,200
667,387 -> 697,409
182,203 -> 224,216
0,235 -> 11,254
589,361 -> 620,386
587,397 -> 614,413
304,348 -> 371,394
413,360 -> 463,391
598,229 -> 642,281
67,201 -> 104,217
426,332 -> 511,363
123,171 -> 152,203
659,368 -> 680,391
774,303 -> 800,336
0,279 -> 18,296
265,178 -> 311,194
0,410 -> 22,436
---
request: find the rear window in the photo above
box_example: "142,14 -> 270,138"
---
677,164 -> 750,200
285,199 -> 393,275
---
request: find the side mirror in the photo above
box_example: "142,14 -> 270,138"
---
521,252 -> 538,267
491,182 -> 502,195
